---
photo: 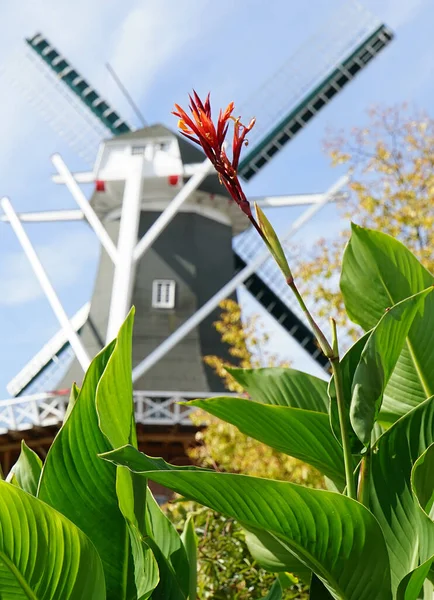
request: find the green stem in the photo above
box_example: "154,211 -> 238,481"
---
357,448 -> 371,506
330,356 -> 357,500
288,281 -> 334,358
248,197 -> 356,498
285,282 -> 356,499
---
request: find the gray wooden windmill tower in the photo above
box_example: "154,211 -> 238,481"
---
0,2 -> 393,473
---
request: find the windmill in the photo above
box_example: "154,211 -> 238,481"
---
0,2 -> 393,475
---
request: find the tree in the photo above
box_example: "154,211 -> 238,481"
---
202,298 -> 288,393
296,104 -> 434,331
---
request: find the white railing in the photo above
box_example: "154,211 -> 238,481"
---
0,390 -> 221,434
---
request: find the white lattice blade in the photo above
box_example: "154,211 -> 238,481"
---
52,171 -> 95,184
0,45 -> 109,166
1,209 -> 84,223
7,302 -> 90,397
240,1 -> 381,147
253,192 -> 347,208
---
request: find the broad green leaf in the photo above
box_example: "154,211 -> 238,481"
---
102,445 -> 392,600
115,469 -> 160,600
145,492 -> 189,599
261,577 -> 283,600
243,527 -> 311,581
96,309 -> 136,449
6,440 -> 42,496
369,397 -> 434,592
350,289 -> 432,445
129,535 -> 159,600
328,333 -> 370,454
341,224 -> 434,422
181,517 -> 197,600
189,397 -> 345,487
228,367 -> 328,412
98,311 -> 160,598
116,467 -> 147,538
396,557 -> 433,600
412,443 -> 434,519
410,444 -> 434,565
0,479 -> 105,598
37,312 -> 140,600
145,542 -> 186,600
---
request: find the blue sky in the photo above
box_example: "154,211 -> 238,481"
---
0,0 -> 432,394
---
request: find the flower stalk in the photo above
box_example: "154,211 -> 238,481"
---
174,93 -> 356,498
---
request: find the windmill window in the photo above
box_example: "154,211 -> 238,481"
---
152,280 -> 176,309
131,144 -> 148,155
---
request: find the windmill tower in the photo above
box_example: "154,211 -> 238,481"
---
55,125 -> 249,394
0,2 -> 393,476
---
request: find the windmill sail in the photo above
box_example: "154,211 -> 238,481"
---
238,3 -> 393,180
26,34 -> 131,137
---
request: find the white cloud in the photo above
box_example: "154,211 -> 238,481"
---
0,228 -> 98,306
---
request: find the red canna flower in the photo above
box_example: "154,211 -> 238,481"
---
173,91 -> 255,219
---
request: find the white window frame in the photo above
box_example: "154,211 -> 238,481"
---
131,144 -> 148,155
152,279 -> 176,309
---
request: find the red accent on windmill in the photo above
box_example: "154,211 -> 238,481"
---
95,180 -> 105,192
168,175 -> 179,186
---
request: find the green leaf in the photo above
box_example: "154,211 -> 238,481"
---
341,224 -> 434,422
412,443 -> 434,519
102,445 -> 392,600
129,535 -> 159,600
96,309 -> 136,449
254,203 -> 292,280
145,542 -> 186,600
98,310 -> 160,598
115,469 -> 160,600
145,492 -> 189,599
260,577 -> 283,600
228,367 -> 328,412
181,516 -> 197,600
396,557 -> 433,600
328,333 -> 370,454
37,312 -> 140,600
410,444 -> 434,565
395,446 -> 434,598
0,479 -> 105,598
243,527 -> 311,581
189,397 -> 345,487
6,440 -> 42,496
350,289 -> 432,445
369,397 -> 434,592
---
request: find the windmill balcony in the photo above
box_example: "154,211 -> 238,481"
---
0,390 -> 219,434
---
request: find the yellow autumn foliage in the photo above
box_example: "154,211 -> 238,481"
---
297,104 -> 434,331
